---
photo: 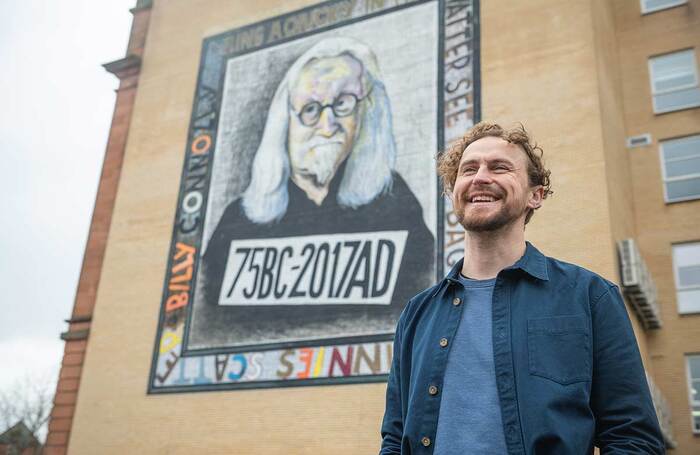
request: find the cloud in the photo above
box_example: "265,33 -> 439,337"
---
0,0 -> 134,390
0,337 -> 62,392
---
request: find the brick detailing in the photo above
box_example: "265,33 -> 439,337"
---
48,418 -> 72,433
56,378 -> 79,393
53,392 -> 78,406
62,353 -> 83,367
44,3 -> 151,454
64,340 -> 87,354
58,365 -> 82,381
46,432 -> 68,447
50,406 -> 74,419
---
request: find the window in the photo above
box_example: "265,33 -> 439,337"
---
673,242 -> 700,314
641,0 -> 687,14
686,354 -> 700,433
648,49 -> 700,113
660,135 -> 700,202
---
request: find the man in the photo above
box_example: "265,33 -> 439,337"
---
198,38 -> 434,349
380,122 -> 664,454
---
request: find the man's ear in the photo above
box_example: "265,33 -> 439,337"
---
528,185 -> 544,210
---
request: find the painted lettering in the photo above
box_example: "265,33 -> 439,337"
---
227,354 -> 247,381
297,348 -> 314,379
312,347 -> 326,378
245,353 -> 264,380
182,191 -> 203,214
172,357 -> 192,385
220,232 -> 407,305
276,350 -> 295,379
215,354 -> 229,381
155,351 -> 179,383
191,134 -> 211,155
159,330 -> 181,354
166,242 -> 196,312
353,344 -> 381,374
193,356 -> 212,385
329,346 -> 354,377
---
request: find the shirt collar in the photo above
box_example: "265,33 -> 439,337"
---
509,242 -> 549,281
444,241 -> 549,284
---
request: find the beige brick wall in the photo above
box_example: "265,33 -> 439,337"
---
482,0 -> 617,277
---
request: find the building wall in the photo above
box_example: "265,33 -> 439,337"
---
482,0 -> 617,274
66,0 -> 697,453
613,0 -> 700,451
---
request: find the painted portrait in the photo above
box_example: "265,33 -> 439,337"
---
187,4 -> 439,353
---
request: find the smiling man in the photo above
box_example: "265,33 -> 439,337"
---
380,122 -> 665,454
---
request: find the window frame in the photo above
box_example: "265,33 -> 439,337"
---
648,48 -> 700,114
659,134 -> 700,203
672,241 -> 700,314
641,0 -> 687,15
685,353 -> 700,434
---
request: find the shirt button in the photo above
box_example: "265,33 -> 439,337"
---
452,297 -> 461,306
428,385 -> 439,395
421,436 -> 431,447
439,337 -> 448,347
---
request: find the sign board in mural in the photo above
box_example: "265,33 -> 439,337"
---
149,0 -> 479,393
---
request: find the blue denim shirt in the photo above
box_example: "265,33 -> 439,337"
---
380,243 -> 664,454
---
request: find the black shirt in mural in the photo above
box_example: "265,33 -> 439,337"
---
192,170 -> 435,351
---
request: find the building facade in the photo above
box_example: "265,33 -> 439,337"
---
46,0 -> 700,453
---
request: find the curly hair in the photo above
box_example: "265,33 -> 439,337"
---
437,121 -> 553,224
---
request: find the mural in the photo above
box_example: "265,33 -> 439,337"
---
149,0 -> 479,393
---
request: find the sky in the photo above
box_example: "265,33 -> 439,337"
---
0,0 -> 135,399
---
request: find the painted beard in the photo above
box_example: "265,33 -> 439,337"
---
290,135 -> 349,187
455,187 -> 527,232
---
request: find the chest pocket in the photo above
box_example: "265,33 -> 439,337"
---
527,315 -> 590,385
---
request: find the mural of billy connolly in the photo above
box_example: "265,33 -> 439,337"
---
189,36 -> 436,353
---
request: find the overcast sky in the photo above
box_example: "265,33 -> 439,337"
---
0,0 -> 135,395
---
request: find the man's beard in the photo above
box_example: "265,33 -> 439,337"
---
291,136 -> 348,187
455,189 -> 527,232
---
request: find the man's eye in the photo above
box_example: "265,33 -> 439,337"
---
303,104 -> 319,115
334,94 -> 356,115
463,167 -> 477,174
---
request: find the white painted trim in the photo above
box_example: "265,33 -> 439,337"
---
641,0 -> 687,14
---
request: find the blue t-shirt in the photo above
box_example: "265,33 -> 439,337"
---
434,274 -> 508,454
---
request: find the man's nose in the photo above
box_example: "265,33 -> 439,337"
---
316,107 -> 340,137
472,164 -> 493,184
